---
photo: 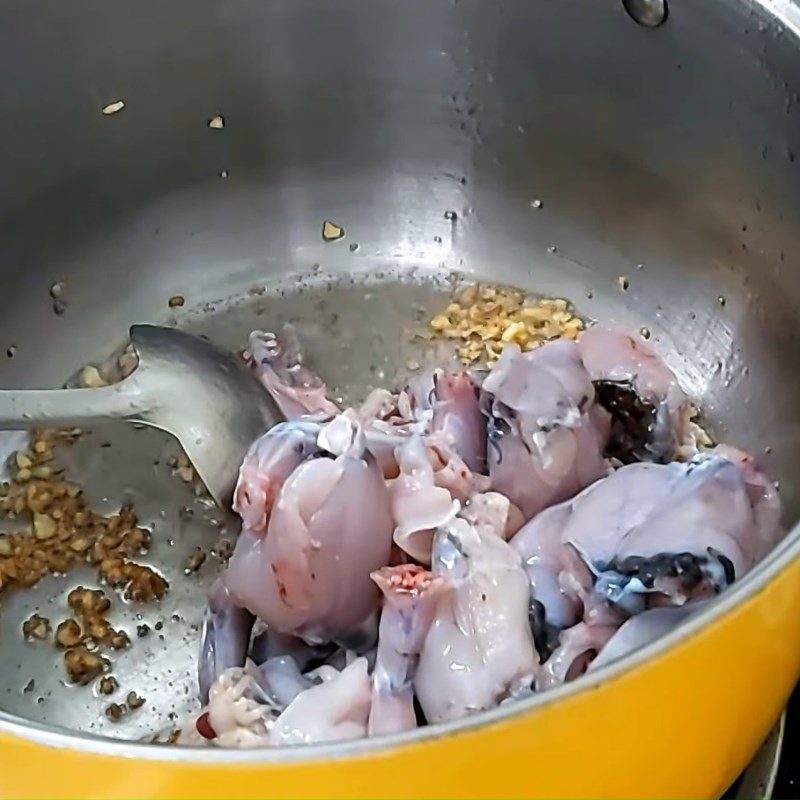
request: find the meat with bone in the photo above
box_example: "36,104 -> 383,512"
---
186,656 -> 372,748
198,579 -> 255,703
588,604 -> 701,672
190,316 -> 783,747
578,326 -> 691,463
429,371 -> 487,474
415,517 -> 538,723
389,436 -> 461,564
480,340 -> 611,521
538,604 -> 703,691
368,565 -> 444,735
179,667 -> 275,748
268,657 -> 372,745
232,419 -> 322,534
511,447 -> 781,622
224,415 -> 393,646
245,325 -> 340,419
536,621 -> 620,691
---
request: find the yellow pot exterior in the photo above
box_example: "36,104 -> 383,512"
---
2,554 -> 799,800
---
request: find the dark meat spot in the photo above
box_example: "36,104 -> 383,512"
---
614,552 -> 705,588
196,711 -> 216,739
528,599 -> 560,663
413,694 -> 428,727
487,416 -> 510,464
566,650 -> 598,682
713,551 -> 736,584
593,380 -> 664,464
607,550 -> 734,606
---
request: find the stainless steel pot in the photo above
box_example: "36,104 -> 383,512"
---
1,1 -> 800,797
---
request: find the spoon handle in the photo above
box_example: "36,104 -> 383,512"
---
0,382 -> 150,429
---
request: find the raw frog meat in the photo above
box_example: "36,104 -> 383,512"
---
415,517 -> 538,723
232,419 -> 323,534
198,579 -> 255,703
388,436 -> 462,564
368,565 -> 444,735
179,667 -> 274,748
190,315 -> 784,747
268,657 -> 372,745
567,448 -> 780,610
185,657 -> 372,747
511,445 -> 781,688
578,326 -> 692,464
510,505 -> 614,660
428,371 -> 487,474
539,604 -> 703,690
588,604 -> 702,672
245,325 -> 340,419
224,414 -> 393,646
481,340 -> 611,520
513,447 -> 780,621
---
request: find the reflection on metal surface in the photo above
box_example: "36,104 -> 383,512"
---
622,0 -> 668,27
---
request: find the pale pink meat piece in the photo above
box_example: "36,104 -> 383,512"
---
269,658 -> 372,745
245,326 -> 340,419
430,371 -> 487,474
198,579 -> 255,703
536,621 -> 620,691
575,452 -> 781,577
368,565 -> 445,735
481,340 -> 611,520
232,420 -> 322,534
511,447 -> 781,625
415,519 -> 538,723
224,418 -> 393,646
459,491 -> 524,541
578,326 -> 684,412
510,504 -> 587,631
578,326 -> 691,460
389,436 -> 460,564
588,604 -> 700,673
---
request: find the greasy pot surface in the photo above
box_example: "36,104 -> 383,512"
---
1,0 -> 800,796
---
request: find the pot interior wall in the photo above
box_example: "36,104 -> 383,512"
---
0,0 -> 799,735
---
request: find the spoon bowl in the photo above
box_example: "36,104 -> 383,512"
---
0,325 -> 280,508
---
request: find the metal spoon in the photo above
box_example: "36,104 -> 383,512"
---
0,325 -> 279,508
